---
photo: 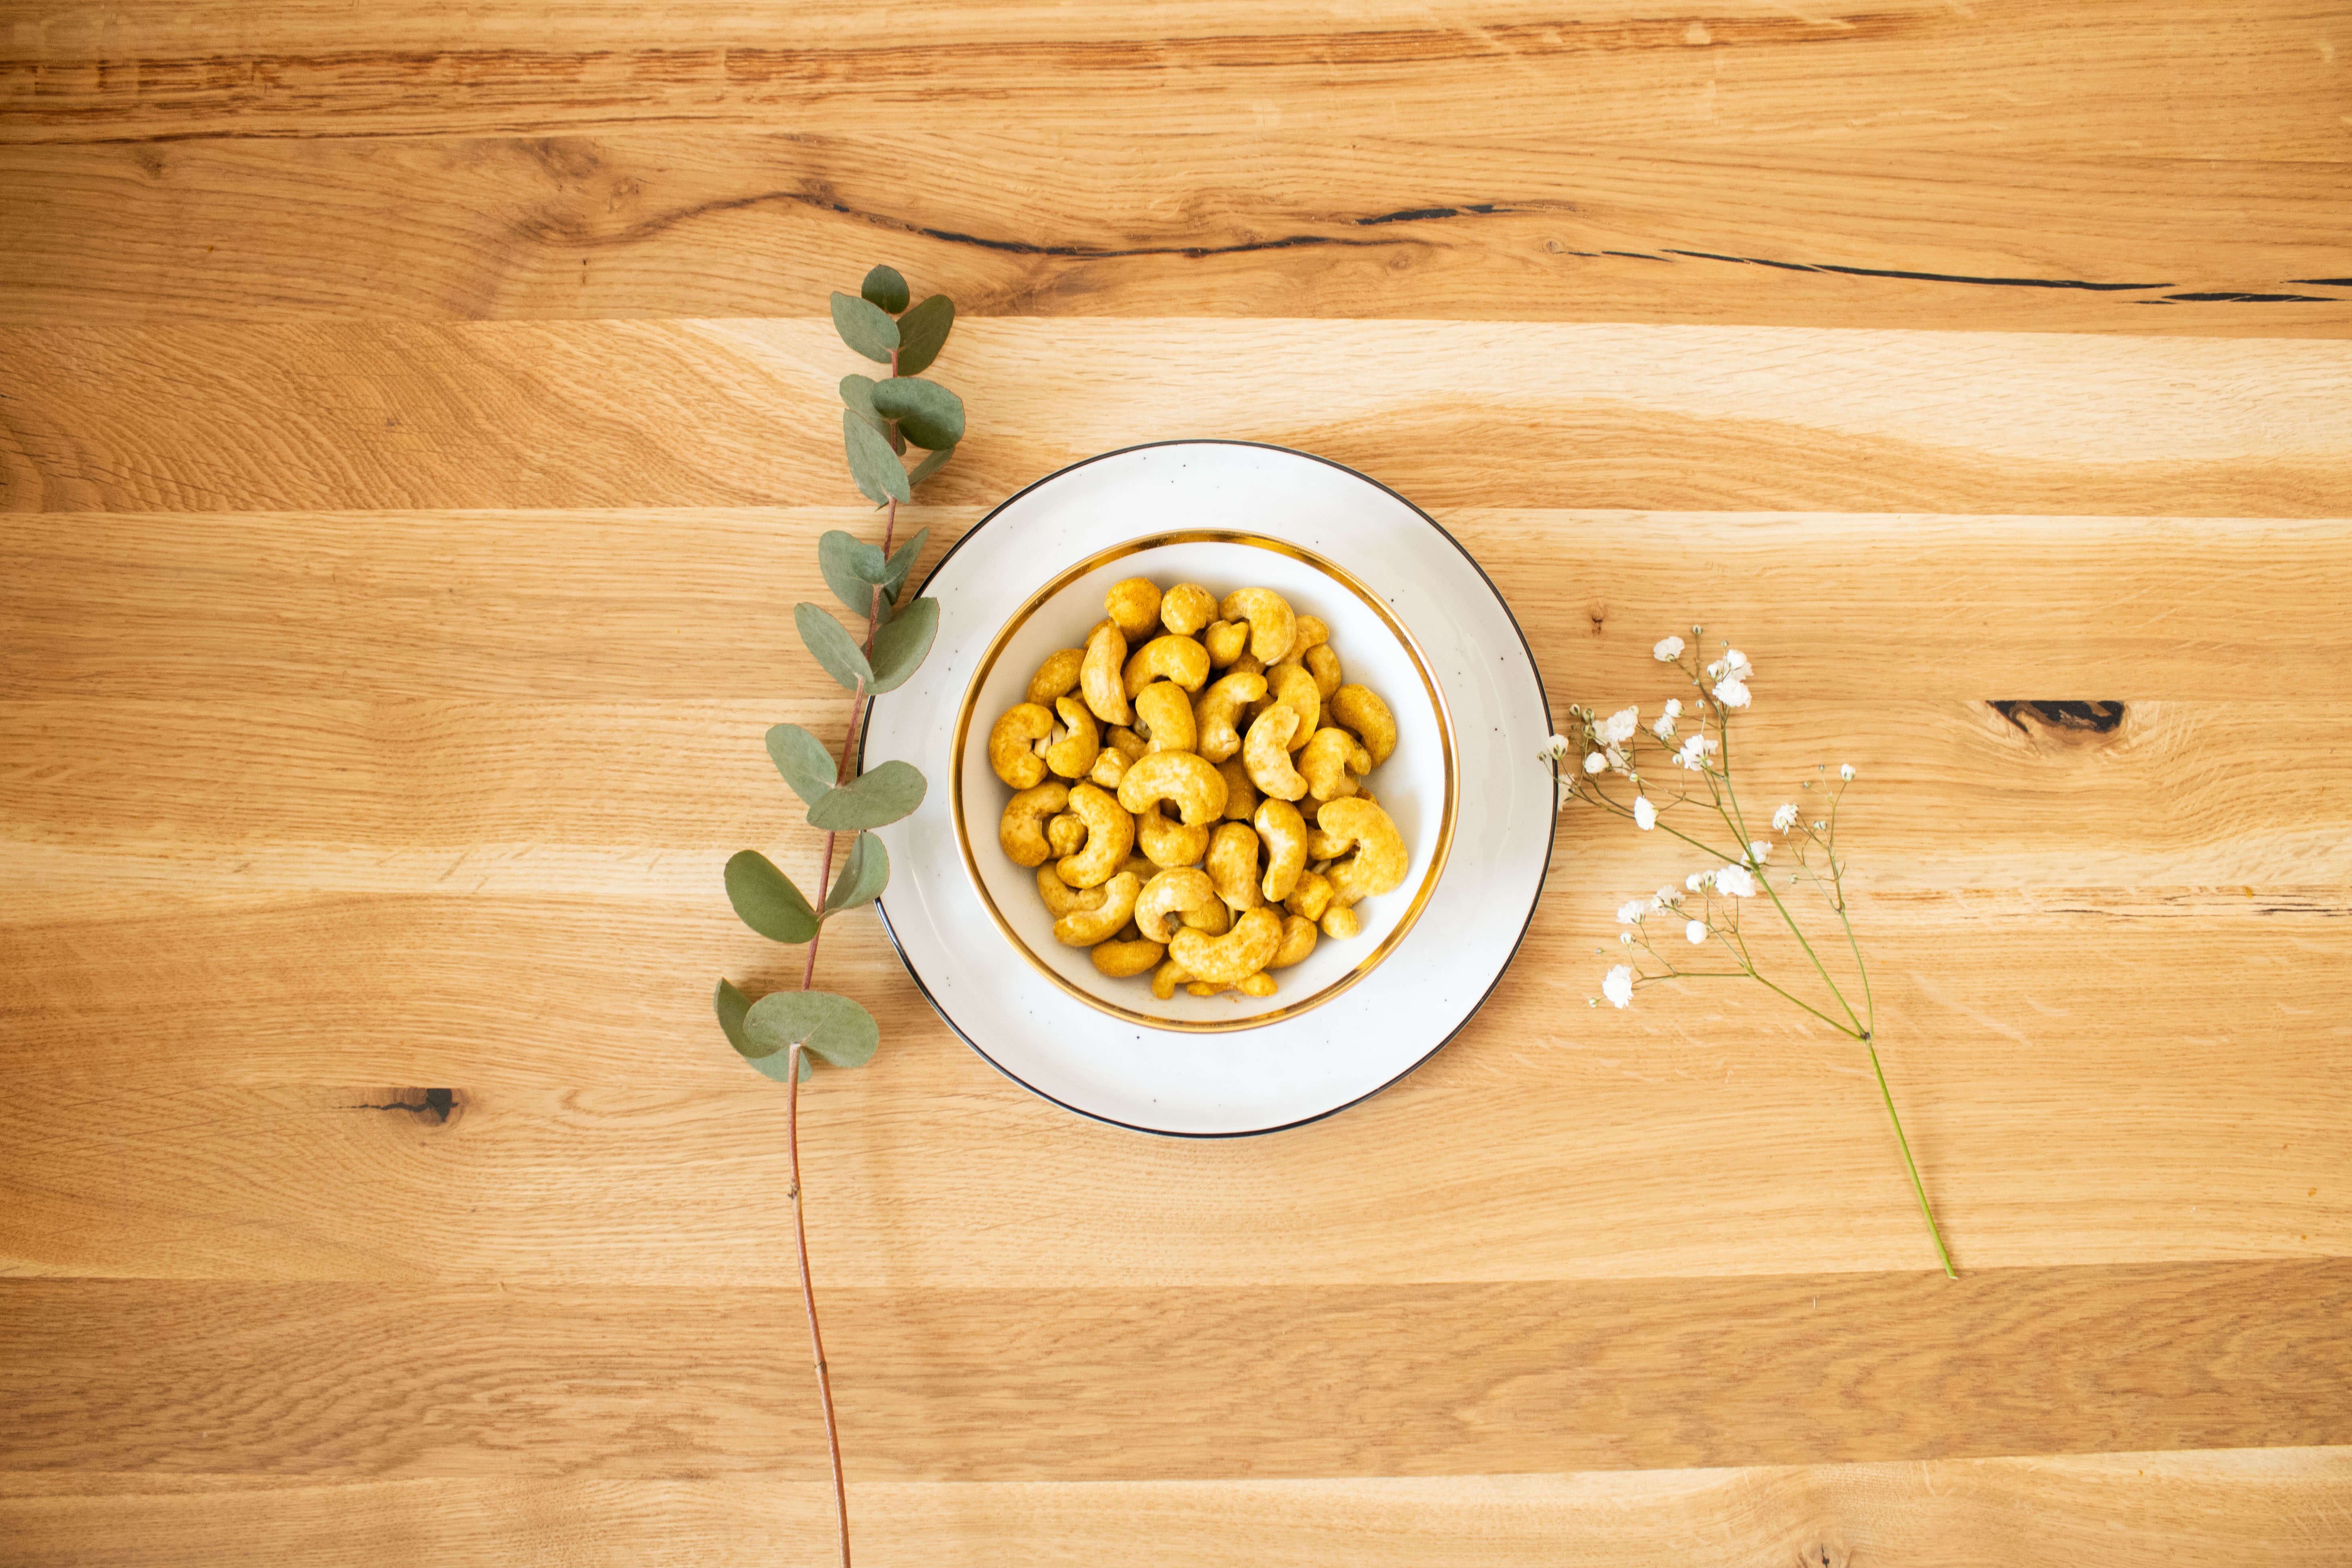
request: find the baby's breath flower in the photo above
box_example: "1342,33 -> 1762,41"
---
1714,864 -> 1757,898
1749,840 -> 1772,863
1686,869 -> 1711,892
1539,734 -> 1571,763
1584,752 -> 1607,774
1651,713 -> 1677,742
1711,675 -> 1750,709
1602,964 -> 1635,1009
1773,802 -> 1800,833
1840,763 -> 1856,781
1620,931 -> 1634,945
1653,635 -> 1685,662
1664,698 -> 1682,719
1685,919 -> 1707,944
1676,733 -> 1718,771
1603,706 -> 1640,745
1633,795 -> 1657,830
1616,899 -> 1647,925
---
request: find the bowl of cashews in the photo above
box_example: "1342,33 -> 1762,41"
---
952,531 -> 1457,1032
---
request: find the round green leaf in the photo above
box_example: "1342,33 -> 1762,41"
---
818,528 -> 891,621
824,831 -> 889,912
894,294 -> 954,376
744,988 -> 880,1071
764,723 -> 839,808
906,444 -> 955,490
842,410 -> 912,508
838,374 -> 886,434
724,850 -> 819,944
795,602 -> 873,693
867,597 -> 938,694
883,526 -> 931,601
715,977 -> 764,1056
869,376 -> 964,451
829,291 -> 899,364
860,265 -> 910,315
807,759 -> 926,831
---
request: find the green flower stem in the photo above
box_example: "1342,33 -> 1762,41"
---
1706,731 -> 1863,1035
785,1044 -> 854,1566
1868,1036 -> 1957,1278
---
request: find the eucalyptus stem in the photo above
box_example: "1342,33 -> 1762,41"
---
1867,1036 -> 1957,1278
785,1044 -> 853,1567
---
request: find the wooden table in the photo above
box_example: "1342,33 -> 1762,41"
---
5,4 -> 2349,1562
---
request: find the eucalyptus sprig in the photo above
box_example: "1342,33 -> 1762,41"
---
710,265 -> 961,1568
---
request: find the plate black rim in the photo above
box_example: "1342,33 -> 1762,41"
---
857,438 -> 1557,1139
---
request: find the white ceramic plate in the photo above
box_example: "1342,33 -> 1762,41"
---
861,441 -> 1555,1136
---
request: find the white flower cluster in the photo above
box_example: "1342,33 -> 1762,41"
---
1706,648 -> 1753,709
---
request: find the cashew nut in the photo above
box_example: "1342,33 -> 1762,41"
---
1134,867 -> 1216,944
1041,694 -> 1102,780
1191,670 -> 1266,763
1304,825 -> 1349,861
1322,906 -> 1360,940
1151,957 -> 1193,1000
1046,810 -> 1087,859
1228,651 -> 1266,682
1206,822 -> 1263,912
1056,781 -> 1136,889
1136,801 -> 1210,869
1133,680 -> 1198,754
1121,634 -> 1211,698
1181,896 -> 1231,935
1292,614 -> 1330,652
1284,866 -> 1335,923
988,703 -> 1054,789
1187,972 -> 1277,999
1267,913 -> 1318,969
1218,588 -> 1298,664
1104,577 -> 1163,640
1218,757 -> 1259,822
1080,620 -> 1131,726
1254,798 -> 1307,902
1168,906 -> 1283,985
1316,797 -> 1409,905
1161,582 -> 1217,636
1251,662 -> 1321,751
1091,935 -> 1165,978
1304,644 -> 1343,701
1088,748 -> 1130,789
1242,706 -> 1308,801
1037,863 -> 1107,918
1297,727 -> 1371,801
1028,647 -> 1086,706
1203,620 -> 1249,667
999,781 -> 1070,868
1116,749 -> 1229,826
1327,684 -> 1396,766
1106,725 -> 1147,763
1053,871 -> 1140,946
1118,852 -> 1159,882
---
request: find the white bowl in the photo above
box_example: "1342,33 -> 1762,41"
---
951,534 -> 1458,1031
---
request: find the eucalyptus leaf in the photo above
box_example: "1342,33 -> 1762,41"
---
838,373 -> 886,434
829,291 -> 899,364
818,529 -> 891,620
715,977 -> 768,1058
882,525 -> 931,602
867,597 -> 939,694
744,988 -> 880,1071
860,264 -> 910,315
724,850 -> 820,944
870,376 -> 965,451
894,294 -> 954,376
842,411 -> 912,508
764,723 -> 839,808
795,602 -> 873,692
807,759 -> 926,831
824,831 -> 890,912
906,445 -> 955,490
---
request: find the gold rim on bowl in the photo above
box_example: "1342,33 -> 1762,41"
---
949,530 -> 1459,1034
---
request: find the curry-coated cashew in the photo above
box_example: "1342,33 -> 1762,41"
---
1118,852 -> 1158,882
1297,726 -> 1371,801
989,703 -> 1053,789
1242,706 -> 1308,801
1087,747 -> 1129,789
1322,906 -> 1360,940
1191,670 -> 1265,763
1028,647 -> 1085,706
1304,644 -> 1343,701
1136,801 -> 1210,869
1187,972 -> 1277,999
1117,749 -> 1229,826
1316,797 -> 1409,905
1121,634 -> 1211,698
1046,811 -> 1087,859
1181,896 -> 1231,935
1267,913 -> 1318,969
1206,822 -> 1263,911
1284,866 -> 1335,923
1168,906 -> 1282,985
1291,614 -> 1330,652
1304,824 -> 1349,861
1151,957 -> 1193,1001
1041,694 -> 1101,779
1218,757 -> 1259,821
999,781 -> 1070,868
1105,725 -> 1147,763
1218,588 -> 1298,664
1134,867 -> 1216,945
1091,935 -> 1165,978
1327,684 -> 1396,766
1132,680 -> 1198,754
1053,871 -> 1140,946
1251,662 -> 1320,751
1056,782 -> 1136,889
1104,577 -> 1162,641
1037,864 -> 1107,918
1254,798 -> 1307,902
1161,583 -> 1216,636
1080,620 -> 1131,726
1203,620 -> 1249,666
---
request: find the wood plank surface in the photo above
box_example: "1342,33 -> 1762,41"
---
4,0 -> 2349,1562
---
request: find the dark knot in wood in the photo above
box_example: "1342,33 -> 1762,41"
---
345,1087 -> 464,1126
1990,699 -> 2125,736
